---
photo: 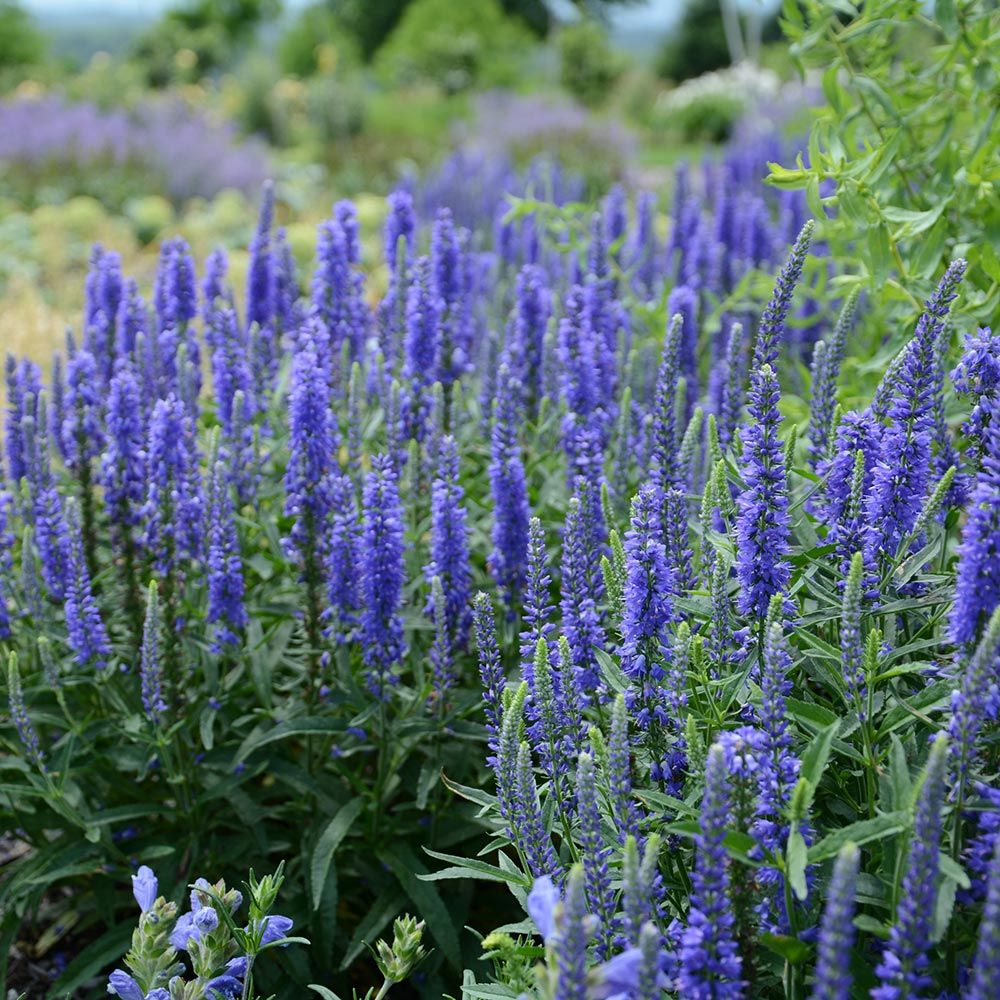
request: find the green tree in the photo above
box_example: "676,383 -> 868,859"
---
376,0 -> 533,93
558,19 -> 623,107
0,0 -> 46,70
334,0 -> 627,61
278,1 -> 357,77
133,0 -> 282,84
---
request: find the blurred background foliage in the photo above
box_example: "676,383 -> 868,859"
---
0,0 -> 807,355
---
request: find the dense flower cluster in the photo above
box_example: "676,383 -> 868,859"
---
0,137 -> 997,1000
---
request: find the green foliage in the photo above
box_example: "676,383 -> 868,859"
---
132,0 -> 283,85
278,3 -> 357,78
773,0 -> 1000,324
658,88 -> 745,143
335,0 -> 549,62
557,19 -> 623,107
656,0 -> 731,82
0,0 -> 45,71
376,0 -> 533,94
0,380 -> 504,996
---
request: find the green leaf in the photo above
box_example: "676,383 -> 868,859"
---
935,0 -> 958,37
379,845 -> 462,970
939,853 -> 971,890
799,719 -> 840,790
308,987 -> 343,1000
310,797 -> 363,910
808,812 -> 908,862
933,877 -> 956,943
761,932 -> 812,964
867,224 -> 892,287
48,922 -> 132,996
235,717 -> 348,762
787,830 -> 809,901
854,914 -> 890,938
422,849 -> 532,887
881,203 -> 946,238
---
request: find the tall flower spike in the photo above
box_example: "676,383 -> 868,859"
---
62,497 -> 112,670
206,456 -> 247,651
428,575 -> 453,696
312,215 -> 369,372
841,552 -> 867,718
753,617 -> 801,932
83,245 -> 123,375
873,734 -> 948,999
402,256 -> 440,441
717,320 -> 746,451
809,289 -> 860,468
520,516 -> 556,690
666,285 -> 699,403
608,693 -> 643,843
577,752 -> 615,958
102,366 -> 146,543
678,742 -> 743,999
560,495 -> 606,697
554,865 -> 589,998
752,220 -> 814,370
379,189 -> 416,365
6,357 -> 41,485
511,264 -> 551,411
951,326 -> 1000,470
949,418 -> 1000,647
430,208 -> 469,390
143,394 -> 203,574
621,834 -> 662,947
139,581 -> 167,726
619,485 -> 673,728
246,180 -> 275,334
664,486 -> 695,593
360,455 -> 406,698
208,304 -> 254,438
474,592 -> 505,762
736,364 -> 790,618
424,435 -> 472,660
489,363 -> 530,610
23,401 -> 68,599
514,740 -> 560,881
811,843 -> 860,1000
325,470 -> 360,643
49,353 -> 67,464
201,247 -> 229,326
116,278 -> 148,360
631,191 -> 657,298
968,836 -> 1000,1000
284,325 -> 336,565
528,638 -> 574,786
0,493 -> 11,638
62,348 -> 105,560
865,260 -> 967,563
947,606 -> 1000,793
650,313 -> 685,494
7,652 -> 45,771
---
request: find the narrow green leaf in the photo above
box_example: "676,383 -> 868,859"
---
808,812 -> 908,862
379,845 -> 462,970
310,798 -> 364,909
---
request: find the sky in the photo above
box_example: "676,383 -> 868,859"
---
22,0 -> 689,28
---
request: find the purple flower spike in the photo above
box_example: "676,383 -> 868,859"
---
735,364 -> 790,618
